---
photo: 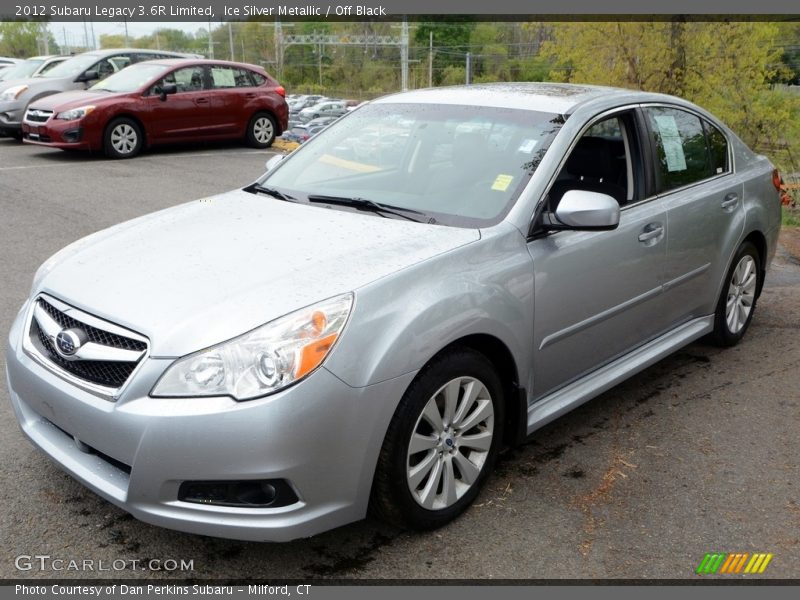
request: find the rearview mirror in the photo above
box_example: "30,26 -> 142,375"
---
158,83 -> 178,101
265,154 -> 284,172
554,190 -> 620,230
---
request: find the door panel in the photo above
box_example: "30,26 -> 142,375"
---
661,178 -> 744,324
528,200 -> 668,400
145,66 -> 211,140
642,106 -> 746,325
207,66 -> 246,135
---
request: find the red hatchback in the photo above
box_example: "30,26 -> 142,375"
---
21,59 -> 288,158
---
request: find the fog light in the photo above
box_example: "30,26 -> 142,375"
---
178,479 -> 299,508
62,128 -> 83,143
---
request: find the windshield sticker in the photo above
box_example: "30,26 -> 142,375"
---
491,174 -> 514,191
319,154 -> 383,173
653,115 -> 687,172
211,68 -> 235,87
518,139 -> 538,153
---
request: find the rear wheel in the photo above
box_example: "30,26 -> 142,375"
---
104,118 -> 143,159
246,113 -> 277,148
370,348 -> 504,530
710,241 -> 761,346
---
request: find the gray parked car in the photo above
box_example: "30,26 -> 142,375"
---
6,83 -> 781,541
0,49 -> 195,138
0,55 -> 70,82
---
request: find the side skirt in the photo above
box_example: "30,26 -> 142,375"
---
526,315 -> 714,436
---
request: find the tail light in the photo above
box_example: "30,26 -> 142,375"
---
275,86 -> 286,98
772,168 -> 782,191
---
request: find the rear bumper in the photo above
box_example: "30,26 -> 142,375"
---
6,299 -> 414,541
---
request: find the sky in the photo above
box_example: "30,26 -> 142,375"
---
50,21 -> 206,51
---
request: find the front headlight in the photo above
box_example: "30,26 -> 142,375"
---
55,105 -> 95,120
0,85 -> 28,101
152,293 -> 353,400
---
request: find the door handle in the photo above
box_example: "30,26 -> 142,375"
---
721,192 -> 739,210
195,97 -> 209,104
638,223 -> 664,243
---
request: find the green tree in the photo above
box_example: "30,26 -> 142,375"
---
0,22 -> 48,57
541,21 -> 800,169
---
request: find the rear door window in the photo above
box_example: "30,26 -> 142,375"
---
644,107 -> 714,192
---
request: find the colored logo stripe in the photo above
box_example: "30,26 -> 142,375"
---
696,553 -> 773,574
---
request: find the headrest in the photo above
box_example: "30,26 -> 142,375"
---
566,137 -> 615,179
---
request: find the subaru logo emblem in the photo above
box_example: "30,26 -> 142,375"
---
55,328 -> 84,357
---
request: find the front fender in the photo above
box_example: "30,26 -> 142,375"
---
324,223 -> 534,390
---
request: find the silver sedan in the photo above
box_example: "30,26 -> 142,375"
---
5,83 -> 781,541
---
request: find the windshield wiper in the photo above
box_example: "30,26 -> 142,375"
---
306,194 -> 426,222
248,184 -> 299,203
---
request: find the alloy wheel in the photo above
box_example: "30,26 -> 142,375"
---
726,254 -> 757,334
406,376 -> 494,510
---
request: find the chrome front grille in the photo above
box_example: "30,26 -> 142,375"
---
25,295 -> 149,397
25,108 -> 53,123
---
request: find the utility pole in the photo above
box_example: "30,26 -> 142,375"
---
316,31 -> 323,86
90,21 -> 96,49
274,21 -> 283,79
228,22 -> 235,61
83,20 -> 89,50
207,19 -> 214,59
123,18 -> 129,46
62,27 -> 69,54
428,31 -> 433,88
400,18 -> 409,91
465,52 -> 472,85
41,23 -> 49,54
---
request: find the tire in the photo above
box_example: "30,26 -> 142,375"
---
246,113 -> 277,149
710,241 -> 761,347
370,347 -> 505,530
103,117 -> 143,159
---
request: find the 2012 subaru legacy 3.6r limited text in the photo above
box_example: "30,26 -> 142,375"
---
5,83 -> 781,541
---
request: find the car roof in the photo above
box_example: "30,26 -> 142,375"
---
137,58 -> 263,70
375,82 -> 642,114
77,48 -> 195,59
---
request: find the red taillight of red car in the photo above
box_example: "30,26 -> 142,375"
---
275,86 -> 286,98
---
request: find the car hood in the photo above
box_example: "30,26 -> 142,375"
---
36,189 -> 479,357
28,89 -> 123,111
0,75 -> 70,95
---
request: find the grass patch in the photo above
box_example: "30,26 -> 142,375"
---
783,207 -> 800,228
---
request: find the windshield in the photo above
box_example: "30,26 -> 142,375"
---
40,54 -> 101,78
260,102 -> 564,227
0,59 -> 43,81
91,63 -> 170,93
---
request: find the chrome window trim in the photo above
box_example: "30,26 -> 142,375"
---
529,101 -> 738,230
21,293 -> 150,401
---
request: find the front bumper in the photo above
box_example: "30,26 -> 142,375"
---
0,102 -> 23,135
22,118 -> 93,150
6,300 -> 414,541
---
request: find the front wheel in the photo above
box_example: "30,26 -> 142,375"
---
370,348 -> 504,530
104,118 -> 143,159
710,241 -> 761,346
246,113 -> 277,148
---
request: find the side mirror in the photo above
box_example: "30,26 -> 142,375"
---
158,83 -> 178,101
265,154 -> 284,172
554,190 -> 620,230
77,69 -> 98,83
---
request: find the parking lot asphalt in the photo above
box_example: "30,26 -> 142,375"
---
1,138 -> 798,581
